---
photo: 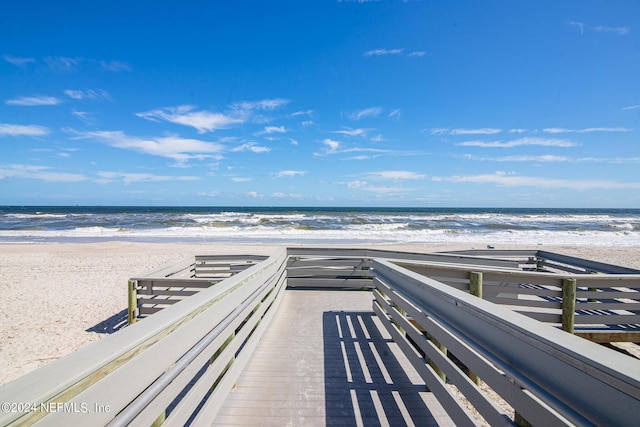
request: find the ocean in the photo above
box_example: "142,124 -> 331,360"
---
0,206 -> 639,246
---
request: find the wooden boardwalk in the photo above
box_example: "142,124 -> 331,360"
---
213,289 -> 453,426
2,248 -> 637,426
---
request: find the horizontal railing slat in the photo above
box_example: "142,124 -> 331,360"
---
373,259 -> 640,427
374,277 -> 572,427
39,263 -> 284,425
127,265 -> 287,426
372,287 -> 512,426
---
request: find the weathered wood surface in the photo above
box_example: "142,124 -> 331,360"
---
0,249 -> 288,426
374,259 -> 640,427
2,247 -> 640,426
397,261 -> 640,339
213,289 -> 453,427
129,256 -> 266,321
132,248 -> 640,341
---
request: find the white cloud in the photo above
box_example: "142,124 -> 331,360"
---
230,177 -> 252,182
332,128 -> 370,137
72,110 -> 94,123
508,128 -> 527,133
388,109 -> 401,119
0,164 -> 87,182
407,51 -> 426,57
99,60 -> 131,71
292,110 -> 313,117
137,105 -> 243,133
347,180 -> 368,188
275,170 -> 305,178
271,192 -> 304,199
64,89 -> 111,101
199,191 -> 220,198
341,178 -> 411,194
70,130 -> 225,165
621,105 -> 639,111
44,56 -> 81,72
434,171 -> 640,190
322,138 -> 341,153
3,55 -> 35,67
257,126 -> 287,135
96,171 -> 199,185
430,128 -> 502,136
593,26 -> 630,35
5,95 -> 61,106
344,154 -> 383,161
0,124 -> 49,137
543,127 -> 631,134
457,137 -> 577,148
230,98 -> 290,116
138,99 -> 289,133
568,21 -> 630,36
568,21 -> 585,34
349,107 -> 383,121
366,170 -> 425,180
449,128 -> 502,135
480,154 -> 570,162
364,49 -> 404,57
289,138 -> 299,146
231,142 -> 271,153
318,138 -> 411,159
466,154 -> 640,164
430,128 -> 450,136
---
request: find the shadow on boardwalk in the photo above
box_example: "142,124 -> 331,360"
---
324,311 -> 440,427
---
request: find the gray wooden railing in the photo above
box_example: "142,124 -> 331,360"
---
0,249 -> 287,426
372,258 -> 640,426
0,247 -> 638,426
129,255 -> 267,320
397,260 -> 640,341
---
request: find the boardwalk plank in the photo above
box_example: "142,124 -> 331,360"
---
212,289 -> 453,427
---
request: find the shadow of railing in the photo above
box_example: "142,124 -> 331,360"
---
323,310 -> 438,426
85,308 -> 128,334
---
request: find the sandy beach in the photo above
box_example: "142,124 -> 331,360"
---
1,241 -> 639,386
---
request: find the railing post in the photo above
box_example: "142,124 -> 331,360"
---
468,272 -> 482,385
469,271 -> 483,299
514,411 -> 534,427
127,280 -> 138,325
562,278 -> 577,334
211,332 -> 236,392
394,304 -> 407,336
151,411 -> 165,426
427,333 -> 447,382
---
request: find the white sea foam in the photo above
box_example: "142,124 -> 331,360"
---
2,207 -> 639,245
1,224 -> 638,246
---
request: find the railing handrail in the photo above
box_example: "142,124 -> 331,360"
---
0,248 -> 288,426
373,258 -> 640,426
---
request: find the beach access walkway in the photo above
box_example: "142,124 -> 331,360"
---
0,247 -> 639,426
214,289 -> 451,426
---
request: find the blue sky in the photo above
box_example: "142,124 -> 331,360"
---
1,0 -> 639,207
